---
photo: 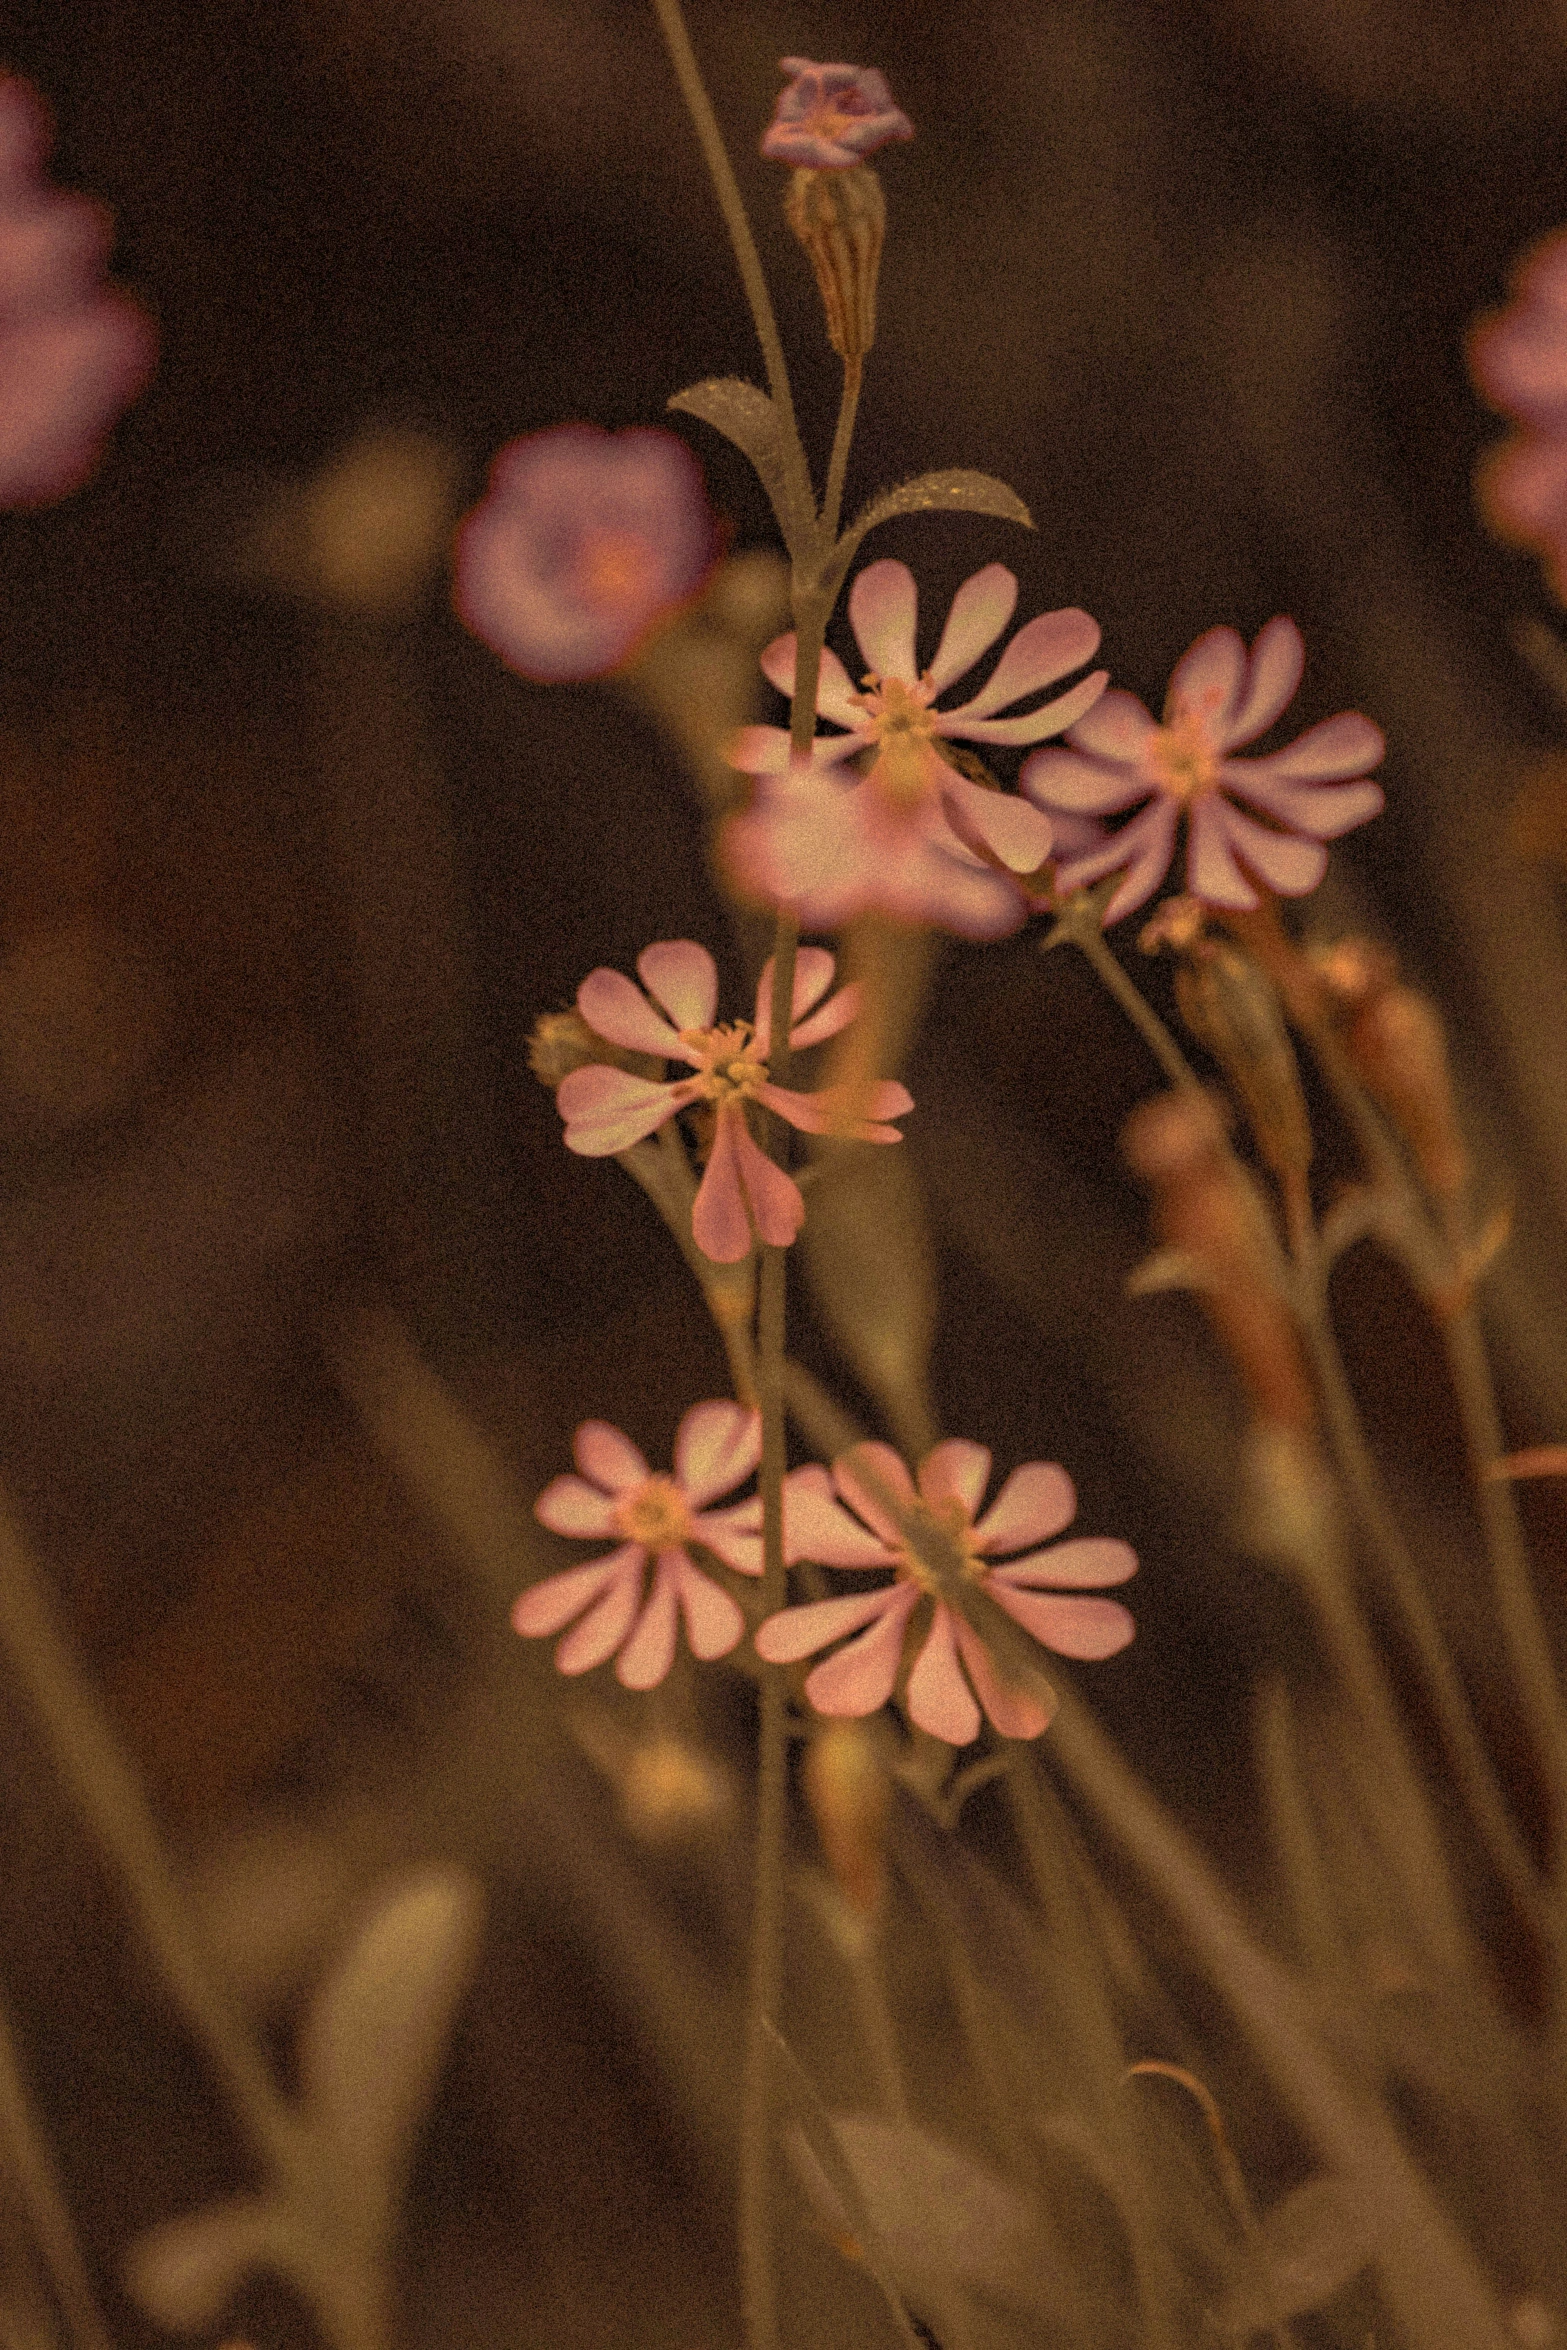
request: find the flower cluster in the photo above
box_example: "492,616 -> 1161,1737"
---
1469,228 -> 1567,602
760,58 -> 913,170
0,72 -> 155,508
454,423 -> 718,682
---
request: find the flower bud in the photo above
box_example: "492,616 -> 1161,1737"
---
803,1718 -> 891,1918
1346,984 -> 1469,1202
527,1008 -> 660,1090
1171,938 -> 1313,1193
784,163 -> 886,361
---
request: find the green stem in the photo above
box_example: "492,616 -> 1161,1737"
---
1068,926 -> 1204,1095
821,353 -> 862,547
0,1979 -> 114,2350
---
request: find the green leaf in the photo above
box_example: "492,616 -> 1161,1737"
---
668,379 -> 815,557
824,468 -> 1033,593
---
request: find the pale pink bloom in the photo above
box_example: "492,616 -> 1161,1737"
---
761,58 -> 914,170
515,1402 -> 764,1689
724,559 -> 1106,938
1020,617 -> 1384,925
1469,229 -> 1567,601
454,423 -> 717,682
755,1440 -> 1136,1746
0,74 -> 155,508
555,938 -> 912,1263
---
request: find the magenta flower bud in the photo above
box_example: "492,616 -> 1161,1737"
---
0,72 -> 155,508
760,57 -> 913,171
453,423 -> 719,683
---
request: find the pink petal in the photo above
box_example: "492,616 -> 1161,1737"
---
1222,763 -> 1385,839
676,1554 -> 745,1660
834,1442 -> 917,1546
534,1474 -> 619,1539
1053,798 -> 1179,923
1479,432 -> 1567,542
728,722 -> 865,776
1225,617 -> 1305,749
780,1465 -> 894,1569
637,939 -> 717,1032
1020,744 -> 1152,817
802,1589 -> 918,1716
1231,710 -> 1385,785
730,1114 -> 807,1248
675,1398 -> 762,1506
511,1550 -> 632,1639
938,774 -> 1054,872
755,1586 -> 899,1664
953,1614 -> 1054,1739
617,1554 -> 681,1688
760,633 -> 865,726
1067,686 -> 1158,762
1211,800 -> 1328,898
789,980 -> 860,1051
691,1108 -> 757,1264
926,563 -> 1018,693
917,1440 -> 992,1520
954,668 -> 1109,747
947,606 -> 1102,721
989,1536 -> 1136,1589
576,966 -> 683,1057
753,944 -> 837,1050
555,1558 -> 646,1674
970,1461 -> 1076,1552
905,1604 -> 981,1745
575,1420 -> 651,1493
691,1497 -> 764,1576
558,1066 -> 688,1155
1186,795 -> 1262,910
1165,626 -> 1247,734
988,1584 -> 1136,1661
750,1079 -> 909,1144
849,558 -> 919,681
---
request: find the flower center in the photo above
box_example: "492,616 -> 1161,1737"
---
575,527 -> 658,615
614,1474 -> 693,1550
895,1497 -> 983,1599
1145,701 -> 1220,805
857,672 -> 941,811
680,1020 -> 769,1107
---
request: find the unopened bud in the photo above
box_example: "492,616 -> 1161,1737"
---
1347,985 -> 1468,1201
784,164 -> 886,360
1307,933 -> 1397,1016
803,1719 -> 891,1918
528,1007 -> 661,1090
1172,939 -> 1312,1192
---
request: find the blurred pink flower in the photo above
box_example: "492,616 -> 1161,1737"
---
0,72 -> 155,508
453,423 -> 718,682
755,1440 -> 1136,1745
556,938 -> 911,1262
724,559 -> 1105,938
760,58 -> 914,170
515,1402 -> 764,1688
1470,229 -> 1567,601
1021,617 -> 1384,925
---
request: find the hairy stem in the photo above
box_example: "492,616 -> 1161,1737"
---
821,353 -> 863,547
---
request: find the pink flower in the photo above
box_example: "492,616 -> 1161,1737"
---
515,1402 -> 764,1688
0,73 -> 155,508
724,559 -> 1106,938
760,58 -> 914,170
1469,229 -> 1567,601
755,1441 -> 1136,1745
556,938 -> 912,1262
453,423 -> 718,683
1020,618 -> 1385,925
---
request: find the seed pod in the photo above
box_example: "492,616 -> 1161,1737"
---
1347,984 -> 1469,1202
784,164 -> 887,360
1173,938 -> 1313,1193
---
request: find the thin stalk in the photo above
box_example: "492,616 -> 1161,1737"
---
1067,926 -> 1204,1095
0,1982 -> 113,2350
821,354 -> 862,547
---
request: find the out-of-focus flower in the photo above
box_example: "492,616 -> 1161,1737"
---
515,1403 -> 763,1689
555,939 -> 912,1262
724,560 -> 1105,938
1021,619 -> 1384,925
756,1441 -> 1136,1746
453,423 -> 718,682
0,72 -> 155,507
761,58 -> 913,170
1469,230 -> 1567,602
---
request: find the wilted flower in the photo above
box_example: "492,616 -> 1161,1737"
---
756,1441 -> 1136,1745
515,1403 -> 764,1688
724,560 -> 1105,938
453,423 -> 718,682
555,938 -> 912,1262
1469,229 -> 1567,602
0,72 -> 155,507
761,58 -> 913,170
1021,618 -> 1384,925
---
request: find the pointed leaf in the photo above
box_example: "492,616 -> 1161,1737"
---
668,379 -> 814,555
827,470 -> 1033,592
1221,2176 -> 1375,2331
299,1868 -> 485,2249
123,2196 -> 281,2333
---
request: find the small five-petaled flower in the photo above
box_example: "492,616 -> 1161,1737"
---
555,939 -> 911,1262
756,1440 -> 1136,1745
760,58 -> 914,171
